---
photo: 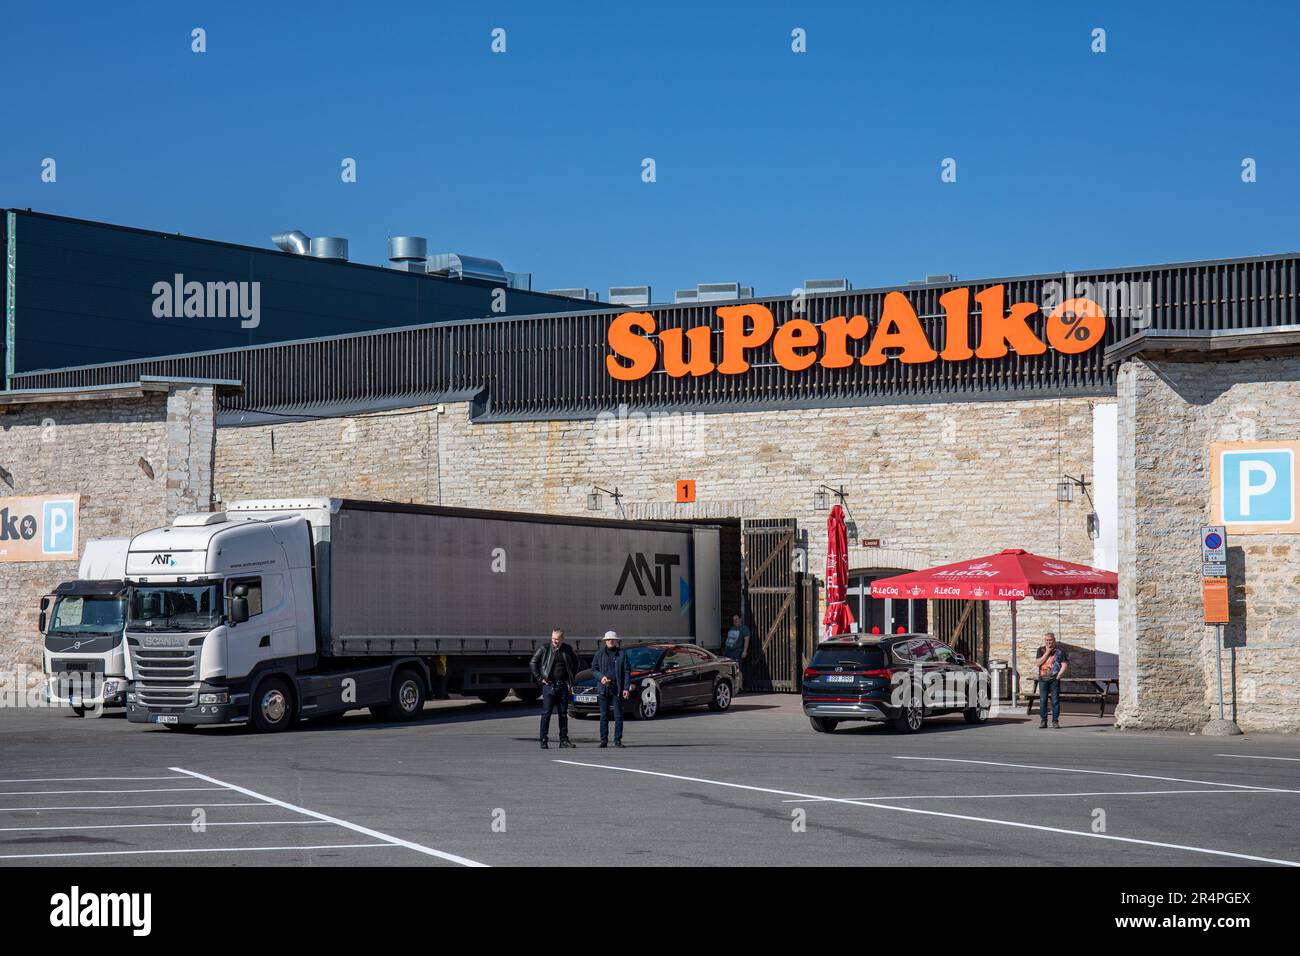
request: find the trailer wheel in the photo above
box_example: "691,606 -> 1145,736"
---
250,676 -> 296,733
378,668 -> 427,722
513,687 -> 541,704
476,690 -> 509,706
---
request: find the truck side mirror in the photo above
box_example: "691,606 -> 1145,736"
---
39,611 -> 47,634
230,596 -> 250,625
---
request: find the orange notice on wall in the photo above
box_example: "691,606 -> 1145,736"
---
1202,577 -> 1229,624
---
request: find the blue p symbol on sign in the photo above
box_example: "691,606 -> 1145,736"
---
42,499 -> 76,555
1221,450 -> 1294,524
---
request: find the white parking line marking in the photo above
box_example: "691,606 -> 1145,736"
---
0,802 -> 267,813
0,820 -> 330,833
780,788 -> 1282,803
169,767 -> 488,868
557,760 -> 1300,867
0,844 -> 392,861
0,776 -> 189,784
0,787 -> 227,797
1216,754 -> 1300,763
893,756 -> 1300,793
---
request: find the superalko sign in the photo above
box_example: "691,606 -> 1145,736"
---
0,494 -> 80,563
605,285 -> 1107,380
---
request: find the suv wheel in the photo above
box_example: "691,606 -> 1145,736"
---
963,704 -> 990,724
893,701 -> 924,734
809,716 -> 839,733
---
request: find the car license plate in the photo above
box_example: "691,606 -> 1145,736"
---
575,694 -> 597,704
153,714 -> 179,724
825,675 -> 855,683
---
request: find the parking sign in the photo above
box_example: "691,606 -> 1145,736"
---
1211,441 -> 1300,533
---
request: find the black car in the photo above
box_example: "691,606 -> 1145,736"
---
569,643 -> 740,720
802,634 -> 990,733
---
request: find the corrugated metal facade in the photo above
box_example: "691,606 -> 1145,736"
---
11,254 -> 1300,422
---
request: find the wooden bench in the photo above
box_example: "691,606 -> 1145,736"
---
1020,676 -> 1119,718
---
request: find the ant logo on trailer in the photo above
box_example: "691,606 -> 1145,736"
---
605,285 -> 1107,381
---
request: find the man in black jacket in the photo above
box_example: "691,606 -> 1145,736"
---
591,630 -> 630,748
530,628 -> 580,749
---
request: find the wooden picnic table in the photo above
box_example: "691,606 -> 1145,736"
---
1019,675 -> 1119,718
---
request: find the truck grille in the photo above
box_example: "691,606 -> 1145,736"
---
130,646 -> 200,708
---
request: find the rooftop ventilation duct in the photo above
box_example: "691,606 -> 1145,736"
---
546,288 -> 601,301
609,285 -> 651,307
803,278 -> 852,294
309,237 -> 349,261
388,236 -> 428,273
675,282 -> 751,303
271,230 -> 311,255
426,253 -> 509,285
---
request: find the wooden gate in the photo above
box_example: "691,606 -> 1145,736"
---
741,518 -> 803,692
931,598 -> 991,666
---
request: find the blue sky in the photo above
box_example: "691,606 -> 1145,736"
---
3,1 -> 1297,298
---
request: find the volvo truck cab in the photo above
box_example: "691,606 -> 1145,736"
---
40,537 -> 132,715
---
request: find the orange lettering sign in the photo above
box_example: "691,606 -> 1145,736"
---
604,287 -> 1106,381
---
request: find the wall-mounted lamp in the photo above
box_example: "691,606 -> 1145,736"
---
813,483 -> 848,511
814,484 -> 859,543
587,485 -> 625,517
137,457 -> 155,480
1059,474 -> 1100,540
0,465 -> 13,489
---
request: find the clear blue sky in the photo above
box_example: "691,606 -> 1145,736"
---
3,0 -> 1297,298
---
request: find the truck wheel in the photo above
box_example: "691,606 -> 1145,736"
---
513,687 -> 541,704
707,679 -> 733,712
250,676 -> 296,733
379,669 -> 427,722
809,716 -> 839,733
477,690 -> 508,706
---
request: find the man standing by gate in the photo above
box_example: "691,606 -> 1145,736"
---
591,630 -> 630,748
531,628 -> 580,749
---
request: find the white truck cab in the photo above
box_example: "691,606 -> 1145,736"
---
123,510 -> 317,728
41,537 -> 131,715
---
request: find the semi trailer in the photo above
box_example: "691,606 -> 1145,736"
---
40,537 -> 132,715
123,498 -> 720,731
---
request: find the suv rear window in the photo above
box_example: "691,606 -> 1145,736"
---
810,646 -> 887,670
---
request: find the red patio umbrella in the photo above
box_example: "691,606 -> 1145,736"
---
822,505 -> 856,638
869,549 -> 1117,698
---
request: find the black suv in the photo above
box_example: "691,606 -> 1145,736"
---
802,634 -> 990,733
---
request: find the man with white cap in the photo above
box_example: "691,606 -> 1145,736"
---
590,629 -> 631,748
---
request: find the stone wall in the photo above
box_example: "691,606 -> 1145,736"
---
1116,356 -> 1300,733
0,385 -> 217,677
217,396 -> 1110,680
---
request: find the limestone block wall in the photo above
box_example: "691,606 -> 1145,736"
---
0,385 -> 217,677
1116,356 -> 1300,732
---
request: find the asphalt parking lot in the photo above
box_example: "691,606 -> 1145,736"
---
2,695 -> 1297,867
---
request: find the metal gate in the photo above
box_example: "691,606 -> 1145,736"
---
931,598 -> 991,667
741,518 -> 803,692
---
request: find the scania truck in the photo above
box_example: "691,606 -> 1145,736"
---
40,537 -> 132,716
123,498 -> 720,732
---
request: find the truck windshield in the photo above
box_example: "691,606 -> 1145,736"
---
128,584 -> 223,632
48,595 -> 126,635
